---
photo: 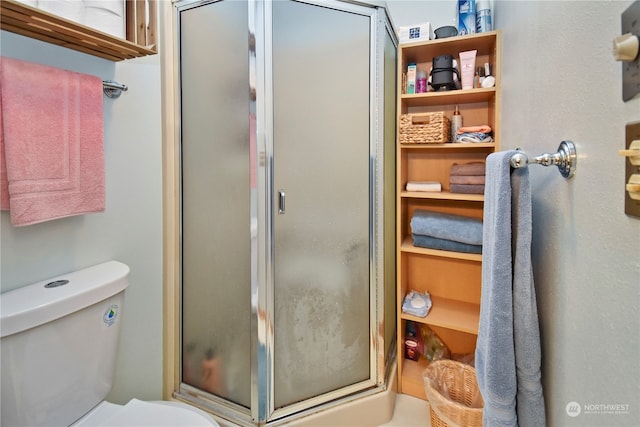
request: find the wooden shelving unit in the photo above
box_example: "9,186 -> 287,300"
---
0,0 -> 157,61
396,31 -> 501,400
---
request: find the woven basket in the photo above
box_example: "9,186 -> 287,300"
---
399,112 -> 451,144
423,360 -> 484,427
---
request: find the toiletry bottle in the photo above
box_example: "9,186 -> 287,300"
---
451,105 -> 462,142
476,0 -> 492,33
416,70 -> 427,93
458,50 -> 477,90
406,63 -> 417,94
458,0 -> 476,35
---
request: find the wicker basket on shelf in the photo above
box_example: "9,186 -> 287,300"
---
399,112 -> 450,144
423,360 -> 484,427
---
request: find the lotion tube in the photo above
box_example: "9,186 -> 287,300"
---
459,50 -> 477,90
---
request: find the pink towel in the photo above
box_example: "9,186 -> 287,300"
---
0,57 -> 105,226
0,88 -> 9,210
457,124 -> 492,135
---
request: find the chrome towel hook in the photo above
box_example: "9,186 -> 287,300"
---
510,140 -> 577,179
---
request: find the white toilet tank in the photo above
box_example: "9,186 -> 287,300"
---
1,261 -> 130,427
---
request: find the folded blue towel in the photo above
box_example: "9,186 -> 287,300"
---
410,210 -> 483,245
455,132 -> 494,143
412,234 -> 482,254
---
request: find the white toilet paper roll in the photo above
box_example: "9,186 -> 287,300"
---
13,0 -> 38,8
83,0 -> 124,16
84,1 -> 126,38
37,0 -> 84,25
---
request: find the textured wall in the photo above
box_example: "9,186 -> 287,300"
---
497,1 -> 640,425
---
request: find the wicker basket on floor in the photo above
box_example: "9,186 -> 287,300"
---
399,112 -> 450,144
423,360 -> 484,427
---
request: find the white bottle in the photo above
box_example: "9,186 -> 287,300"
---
451,105 -> 462,142
476,0 -> 492,33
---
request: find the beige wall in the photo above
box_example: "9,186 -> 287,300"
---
497,1 -> 640,425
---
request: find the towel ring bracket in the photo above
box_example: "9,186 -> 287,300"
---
102,80 -> 128,99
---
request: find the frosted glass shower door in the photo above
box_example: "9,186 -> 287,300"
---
272,0 -> 372,410
179,0 -> 252,410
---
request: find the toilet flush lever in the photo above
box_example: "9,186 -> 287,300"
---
278,189 -> 286,214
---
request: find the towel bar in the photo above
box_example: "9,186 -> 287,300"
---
102,80 -> 127,99
510,140 -> 577,179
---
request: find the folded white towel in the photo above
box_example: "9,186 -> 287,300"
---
406,181 -> 442,192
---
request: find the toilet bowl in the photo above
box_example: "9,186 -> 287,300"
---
72,399 -> 219,426
0,261 -> 218,427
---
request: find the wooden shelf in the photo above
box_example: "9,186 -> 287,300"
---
0,0 -> 157,61
400,237 -> 482,262
402,87 -> 496,107
401,296 -> 480,335
400,190 -> 484,202
400,142 -> 495,150
401,31 -> 499,65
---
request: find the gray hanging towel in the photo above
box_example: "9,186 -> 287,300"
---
475,150 -> 546,427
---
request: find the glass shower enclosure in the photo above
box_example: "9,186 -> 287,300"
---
175,0 -> 397,424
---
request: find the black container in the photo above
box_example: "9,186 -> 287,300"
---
429,54 -> 459,91
434,25 -> 458,39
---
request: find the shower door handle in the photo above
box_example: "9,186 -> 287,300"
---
278,189 -> 286,214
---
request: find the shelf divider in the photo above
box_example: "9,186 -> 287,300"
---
400,190 -> 484,202
401,237 -> 483,262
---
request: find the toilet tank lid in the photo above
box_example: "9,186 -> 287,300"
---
0,261 -> 130,338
